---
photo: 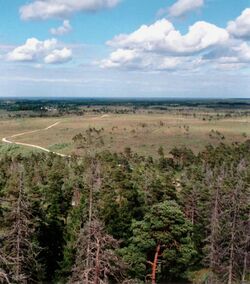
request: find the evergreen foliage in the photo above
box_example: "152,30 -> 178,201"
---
0,142 -> 249,283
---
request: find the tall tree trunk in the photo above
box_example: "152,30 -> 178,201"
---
86,168 -> 94,283
210,185 -> 220,271
242,251 -> 247,283
228,203 -> 237,284
15,172 -> 23,282
86,160 -> 100,282
152,244 -> 161,284
94,238 -> 100,284
228,239 -> 234,284
227,179 -> 241,284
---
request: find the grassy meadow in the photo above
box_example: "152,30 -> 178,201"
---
1,111 -> 250,157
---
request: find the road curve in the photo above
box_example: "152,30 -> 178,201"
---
2,121 -> 70,158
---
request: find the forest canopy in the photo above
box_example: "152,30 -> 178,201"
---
0,141 -> 249,283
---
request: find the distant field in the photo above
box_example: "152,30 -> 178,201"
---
1,112 -> 250,157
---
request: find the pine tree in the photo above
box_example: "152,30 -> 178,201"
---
69,158 -> 126,283
0,165 -> 40,283
69,218 -> 126,284
121,201 -> 197,283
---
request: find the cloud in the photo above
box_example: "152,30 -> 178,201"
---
233,43 -> 250,62
99,48 -> 203,72
168,0 -> 204,18
202,41 -> 250,71
99,18 -> 250,72
50,20 -> 72,36
44,47 -> 72,64
100,49 -> 140,68
7,38 -> 57,62
7,38 -> 72,64
108,19 -> 174,50
108,19 -> 229,55
227,8 -> 250,39
20,0 -> 120,20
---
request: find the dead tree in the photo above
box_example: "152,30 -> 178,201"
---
0,168 -> 40,283
86,159 -> 102,282
69,158 -> 126,283
0,255 -> 10,284
205,160 -> 250,284
204,167 -> 224,284
225,161 -> 250,284
69,218 -> 126,284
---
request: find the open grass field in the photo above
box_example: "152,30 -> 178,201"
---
1,112 -> 250,157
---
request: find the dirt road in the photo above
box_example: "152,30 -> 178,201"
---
2,121 -> 70,157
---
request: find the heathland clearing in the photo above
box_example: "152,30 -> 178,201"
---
1,113 -> 250,157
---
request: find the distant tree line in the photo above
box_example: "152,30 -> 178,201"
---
1,99 -> 250,119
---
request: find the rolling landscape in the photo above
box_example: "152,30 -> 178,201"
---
1,99 -> 250,157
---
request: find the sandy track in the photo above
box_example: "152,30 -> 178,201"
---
2,121 -> 70,158
91,114 -> 110,120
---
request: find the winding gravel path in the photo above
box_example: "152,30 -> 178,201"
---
2,121 -> 70,157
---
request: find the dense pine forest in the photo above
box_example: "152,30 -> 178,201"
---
0,142 -> 249,283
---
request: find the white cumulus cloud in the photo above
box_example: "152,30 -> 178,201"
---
100,49 -> 142,69
99,48 -> 202,72
227,8 -> 250,39
20,0 -> 120,20
202,40 -> 250,71
168,0 -> 204,17
108,19 -> 175,50
7,38 -> 57,62
108,19 -> 229,55
7,38 -> 72,64
50,20 -> 72,36
233,43 -> 250,62
100,18 -> 237,72
44,47 -> 72,64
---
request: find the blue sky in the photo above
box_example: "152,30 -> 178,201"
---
0,0 -> 250,98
